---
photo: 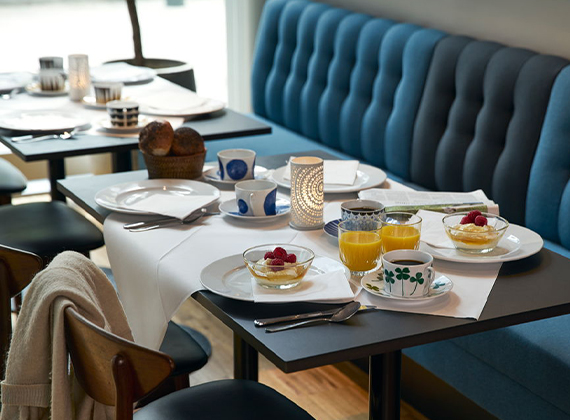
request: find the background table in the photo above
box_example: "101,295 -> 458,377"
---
57,152 -> 570,420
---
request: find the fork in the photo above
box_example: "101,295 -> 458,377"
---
11,129 -> 80,143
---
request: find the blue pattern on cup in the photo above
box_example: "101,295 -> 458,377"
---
218,157 -> 224,180
237,199 -> 249,214
227,159 -> 248,180
263,189 -> 277,215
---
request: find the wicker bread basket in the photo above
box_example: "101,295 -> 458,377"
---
142,149 -> 206,179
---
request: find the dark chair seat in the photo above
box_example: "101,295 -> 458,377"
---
159,322 -> 211,376
134,379 -> 314,420
0,201 -> 104,258
0,159 -> 26,194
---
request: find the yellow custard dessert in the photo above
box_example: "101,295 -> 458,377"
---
442,211 -> 509,254
447,223 -> 500,248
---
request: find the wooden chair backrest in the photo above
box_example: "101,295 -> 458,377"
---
0,245 -> 42,377
64,307 -> 174,420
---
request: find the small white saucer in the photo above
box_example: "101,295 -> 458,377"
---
203,166 -> 269,184
82,96 -> 131,110
361,275 -> 453,301
219,198 -> 290,221
25,82 -> 68,97
98,117 -> 150,133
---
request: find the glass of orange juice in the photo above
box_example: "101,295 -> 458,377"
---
380,212 -> 422,253
338,220 -> 382,276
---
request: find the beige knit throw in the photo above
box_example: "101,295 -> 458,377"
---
1,251 -> 134,420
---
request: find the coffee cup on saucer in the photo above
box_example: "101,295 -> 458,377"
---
218,149 -> 256,181
382,250 -> 435,298
340,199 -> 385,230
235,180 -> 277,217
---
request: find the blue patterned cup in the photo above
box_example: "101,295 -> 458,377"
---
341,199 -> 385,230
217,149 -> 256,181
235,180 -> 277,216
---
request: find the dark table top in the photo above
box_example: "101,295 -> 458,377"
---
58,151 -> 570,374
0,108 -> 270,162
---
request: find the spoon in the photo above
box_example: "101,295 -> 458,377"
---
265,301 -> 361,333
1,88 -> 18,100
11,129 -> 79,143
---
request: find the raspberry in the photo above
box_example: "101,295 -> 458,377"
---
273,247 -> 287,259
264,251 -> 274,260
285,253 -> 297,263
460,216 -> 472,225
270,258 -> 285,271
474,215 -> 488,226
467,210 -> 482,221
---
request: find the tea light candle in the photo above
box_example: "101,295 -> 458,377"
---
68,54 -> 91,101
289,156 -> 324,230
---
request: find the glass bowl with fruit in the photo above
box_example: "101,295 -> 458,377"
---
442,211 -> 509,254
243,244 -> 315,289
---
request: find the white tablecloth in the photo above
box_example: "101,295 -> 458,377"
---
104,180 -> 502,349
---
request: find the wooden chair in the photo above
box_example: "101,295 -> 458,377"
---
64,306 -> 315,420
0,245 -> 43,377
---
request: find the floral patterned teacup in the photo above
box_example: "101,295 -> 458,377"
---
382,250 -> 435,298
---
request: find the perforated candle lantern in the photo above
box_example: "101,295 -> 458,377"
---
289,156 -> 324,230
68,54 -> 91,101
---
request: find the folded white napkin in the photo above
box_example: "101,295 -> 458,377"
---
283,158 -> 360,185
252,268 -> 355,303
127,194 -> 216,219
91,62 -> 155,83
138,91 -> 207,112
417,209 -> 455,248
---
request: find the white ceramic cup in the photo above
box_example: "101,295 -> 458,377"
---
382,250 -> 435,298
217,149 -> 256,181
38,69 -> 65,91
235,180 -> 277,216
107,100 -> 139,127
39,56 -> 63,70
93,82 -> 123,104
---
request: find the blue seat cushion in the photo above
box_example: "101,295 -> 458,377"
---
405,313 -> 570,420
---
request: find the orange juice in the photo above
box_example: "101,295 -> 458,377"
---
381,225 -> 420,253
339,230 -> 382,272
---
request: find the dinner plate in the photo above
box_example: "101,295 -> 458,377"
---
200,254 -> 348,302
361,275 -> 453,301
95,179 -> 220,215
25,82 -> 69,97
219,198 -> 290,221
90,63 -> 156,85
0,110 -> 89,133
203,165 -> 269,184
98,117 -> 151,134
139,97 -> 226,117
0,72 -> 33,94
271,163 -> 387,193
420,224 -> 543,264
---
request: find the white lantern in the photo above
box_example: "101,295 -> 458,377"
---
68,54 -> 91,101
289,156 -> 324,230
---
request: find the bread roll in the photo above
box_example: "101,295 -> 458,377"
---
171,126 -> 205,156
139,120 -> 174,156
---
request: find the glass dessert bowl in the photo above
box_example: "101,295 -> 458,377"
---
443,211 -> 509,254
243,244 -> 315,289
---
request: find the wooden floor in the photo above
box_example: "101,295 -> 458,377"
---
15,193 -> 428,420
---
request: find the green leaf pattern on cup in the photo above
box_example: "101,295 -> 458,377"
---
383,269 -> 395,292
395,267 -> 410,295
409,272 -> 424,295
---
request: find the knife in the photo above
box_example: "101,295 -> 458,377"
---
254,304 -> 377,327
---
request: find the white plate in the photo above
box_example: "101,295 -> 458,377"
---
139,97 -> 226,117
219,198 -> 290,221
420,224 -> 543,264
203,165 -> 269,184
271,163 -> 387,193
0,110 -> 89,133
200,254 -> 348,302
82,96 -> 132,110
90,63 -> 156,85
361,275 -> 453,301
0,72 -> 33,94
25,82 -> 69,97
98,117 -> 151,134
95,179 -> 220,215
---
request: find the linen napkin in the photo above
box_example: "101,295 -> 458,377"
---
417,209 -> 455,248
127,194 -> 217,219
138,91 -> 207,112
283,158 -> 360,185
251,266 -> 355,303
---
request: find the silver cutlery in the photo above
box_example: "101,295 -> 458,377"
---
1,88 -> 19,100
11,128 -> 80,143
265,301 -> 362,333
254,303 -> 376,327
128,209 -> 219,232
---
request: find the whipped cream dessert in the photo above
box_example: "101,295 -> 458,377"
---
252,258 -> 304,280
444,211 -> 505,252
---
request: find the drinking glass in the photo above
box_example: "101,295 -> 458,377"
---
380,212 -> 422,253
338,220 -> 382,277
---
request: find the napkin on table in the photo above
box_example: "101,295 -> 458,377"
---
127,194 -> 216,219
417,209 -> 455,248
283,158 -> 360,186
252,268 -> 355,303
138,91 -> 207,112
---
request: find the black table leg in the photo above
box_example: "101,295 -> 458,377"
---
48,159 -> 66,201
369,350 -> 402,420
233,333 -> 258,381
112,151 -> 133,173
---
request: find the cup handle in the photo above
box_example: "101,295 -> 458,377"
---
249,192 -> 258,214
426,266 -> 435,288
